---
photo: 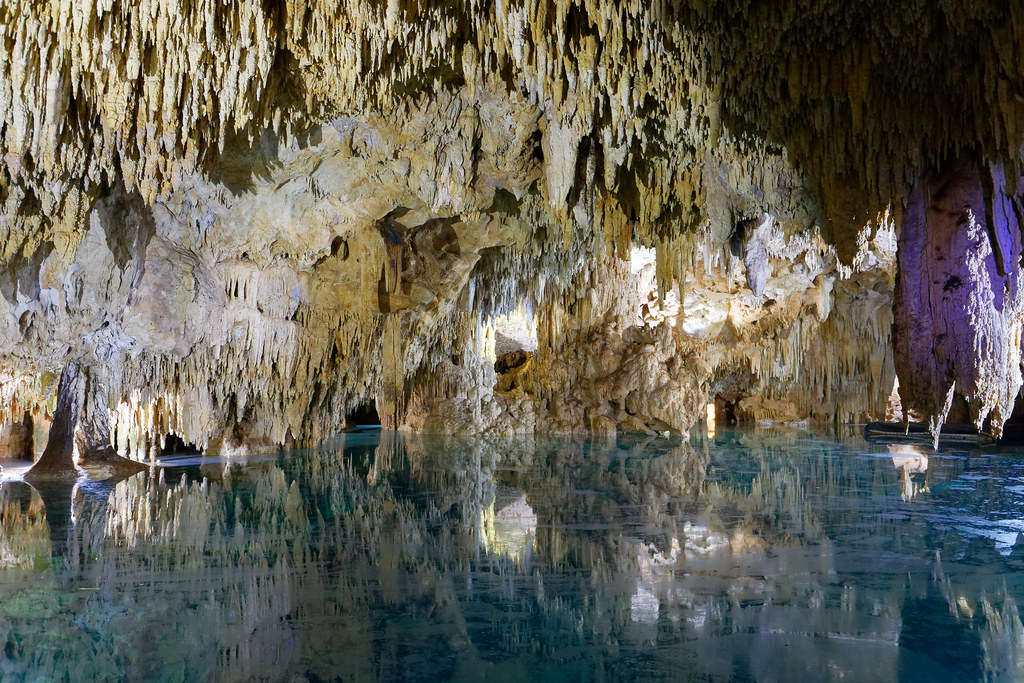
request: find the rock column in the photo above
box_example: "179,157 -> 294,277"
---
893,158 -> 1024,445
26,362 -> 146,480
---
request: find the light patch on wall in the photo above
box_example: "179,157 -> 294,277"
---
630,246 -> 679,327
491,305 -> 538,355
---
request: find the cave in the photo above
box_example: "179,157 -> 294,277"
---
347,400 -> 381,427
712,395 -> 738,426
1,1 -> 1023,679
156,434 -> 202,457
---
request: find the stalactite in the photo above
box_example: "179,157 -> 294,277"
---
0,1 -> 1021,446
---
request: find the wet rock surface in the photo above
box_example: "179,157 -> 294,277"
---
894,159 -> 1024,444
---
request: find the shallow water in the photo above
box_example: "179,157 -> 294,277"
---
2,427 -> 1024,681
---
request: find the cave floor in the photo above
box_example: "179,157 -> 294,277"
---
1,426 -> 1022,681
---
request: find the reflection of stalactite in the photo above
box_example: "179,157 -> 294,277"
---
981,592 -> 1024,678
370,429 -> 398,485
377,210 -> 408,431
9,430 -> 1024,681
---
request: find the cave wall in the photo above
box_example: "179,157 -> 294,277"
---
0,1 -> 1022,455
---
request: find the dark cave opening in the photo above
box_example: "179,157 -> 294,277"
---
158,433 -> 202,456
998,397 -> 1024,442
348,400 -> 380,427
714,395 -> 737,425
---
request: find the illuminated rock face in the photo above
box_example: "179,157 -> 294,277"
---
0,2 -> 1021,453
894,160 -> 1024,443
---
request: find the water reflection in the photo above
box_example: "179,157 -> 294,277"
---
1,429 -> 1024,680
480,489 -> 536,564
0,482 -> 48,570
889,444 -> 930,501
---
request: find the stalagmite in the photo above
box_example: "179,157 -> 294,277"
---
22,367 -> 80,481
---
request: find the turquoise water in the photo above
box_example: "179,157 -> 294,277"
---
2,427 -> 1024,681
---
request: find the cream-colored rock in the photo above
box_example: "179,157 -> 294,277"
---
0,415 -> 32,460
0,1 -> 1019,453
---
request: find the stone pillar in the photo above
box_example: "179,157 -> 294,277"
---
893,158 -> 1024,445
24,364 -> 81,480
25,362 -> 146,481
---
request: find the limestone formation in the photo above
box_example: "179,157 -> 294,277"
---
894,159 -> 1024,444
0,1 -> 1021,454
25,362 -> 145,480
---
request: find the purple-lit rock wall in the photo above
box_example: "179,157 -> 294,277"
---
894,158 -> 1024,442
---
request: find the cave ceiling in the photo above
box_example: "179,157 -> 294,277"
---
5,1 -> 1020,253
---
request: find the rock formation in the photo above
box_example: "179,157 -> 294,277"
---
25,361 -> 145,480
894,159 -> 1024,445
0,1 -> 1022,460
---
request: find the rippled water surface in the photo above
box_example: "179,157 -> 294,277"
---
3,427 -> 1024,681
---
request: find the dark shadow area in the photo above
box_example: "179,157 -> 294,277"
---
864,421 -> 996,448
205,129 -> 285,195
714,395 -> 737,425
202,44 -> 311,195
494,349 -> 527,375
997,396 -> 1024,443
348,400 -> 380,427
899,586 -> 982,681
665,1 -> 1021,258
0,480 -> 39,518
93,180 -> 156,273
27,480 -> 77,561
158,433 -> 202,457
